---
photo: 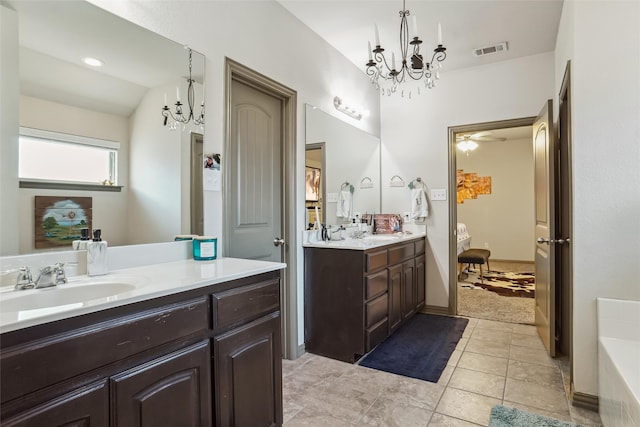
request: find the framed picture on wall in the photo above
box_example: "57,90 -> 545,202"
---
305,167 -> 321,202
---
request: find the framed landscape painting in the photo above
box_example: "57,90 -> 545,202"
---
34,196 -> 92,249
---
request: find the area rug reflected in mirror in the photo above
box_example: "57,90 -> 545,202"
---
489,405 -> 581,427
358,313 -> 468,383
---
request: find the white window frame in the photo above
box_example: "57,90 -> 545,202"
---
18,127 -> 121,191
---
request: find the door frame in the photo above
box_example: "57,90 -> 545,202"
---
558,60 -> 576,399
190,132 -> 204,236
224,58 -> 298,360
447,117 -> 536,314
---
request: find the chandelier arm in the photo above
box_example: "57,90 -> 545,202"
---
374,50 -> 394,75
405,68 -> 425,81
432,49 -> 447,65
399,12 -> 409,63
187,79 -> 196,121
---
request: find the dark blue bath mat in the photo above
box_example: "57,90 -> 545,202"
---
358,313 -> 468,382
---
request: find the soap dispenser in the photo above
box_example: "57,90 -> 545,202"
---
72,228 -> 91,250
87,229 -> 108,276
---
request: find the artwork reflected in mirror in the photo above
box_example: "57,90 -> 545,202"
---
34,196 -> 92,249
305,167 -> 321,202
305,145 -> 324,228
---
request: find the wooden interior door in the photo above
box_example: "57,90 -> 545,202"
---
533,99 -> 556,357
227,79 -> 282,262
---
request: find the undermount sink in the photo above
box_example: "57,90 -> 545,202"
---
0,275 -> 146,313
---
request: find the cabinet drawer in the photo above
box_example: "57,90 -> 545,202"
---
211,278 -> 280,331
1,297 -> 209,402
388,243 -> 415,265
365,270 -> 388,300
366,318 -> 389,352
366,249 -> 388,272
366,293 -> 388,328
415,239 -> 425,255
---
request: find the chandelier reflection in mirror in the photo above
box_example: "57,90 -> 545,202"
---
365,0 -> 446,97
162,48 -> 205,130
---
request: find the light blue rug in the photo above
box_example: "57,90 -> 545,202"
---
489,405 -> 582,427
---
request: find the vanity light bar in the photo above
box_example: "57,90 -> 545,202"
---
333,96 -> 362,120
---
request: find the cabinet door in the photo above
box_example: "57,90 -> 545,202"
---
415,254 -> 426,311
402,259 -> 416,320
111,341 -> 212,427
2,380 -> 108,427
388,264 -> 403,333
214,312 -> 282,427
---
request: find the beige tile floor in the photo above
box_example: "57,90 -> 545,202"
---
282,317 -> 603,426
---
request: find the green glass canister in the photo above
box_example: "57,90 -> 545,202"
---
193,236 -> 217,260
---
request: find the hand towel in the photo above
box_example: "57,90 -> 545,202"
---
336,190 -> 352,219
410,188 -> 428,219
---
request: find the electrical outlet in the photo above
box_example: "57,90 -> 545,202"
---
484,242 -> 490,249
431,189 -> 447,201
403,212 -> 411,222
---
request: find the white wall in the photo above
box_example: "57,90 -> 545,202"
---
0,5 -> 20,256
127,82 -> 200,244
17,96 -> 130,250
554,0 -> 640,397
457,137 -> 534,261
88,0 -> 381,347
381,52 -> 554,308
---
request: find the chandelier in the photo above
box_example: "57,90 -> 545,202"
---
162,48 -> 204,130
365,0 -> 446,96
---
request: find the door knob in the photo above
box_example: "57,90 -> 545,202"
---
537,237 -> 550,245
555,237 -> 571,245
273,237 -> 285,247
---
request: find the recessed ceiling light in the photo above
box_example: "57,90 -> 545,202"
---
83,57 -> 104,67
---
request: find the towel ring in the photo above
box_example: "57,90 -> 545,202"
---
341,182 -> 355,194
408,177 -> 426,190
389,175 -> 405,187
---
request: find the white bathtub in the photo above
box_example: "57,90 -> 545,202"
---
597,297 -> 640,427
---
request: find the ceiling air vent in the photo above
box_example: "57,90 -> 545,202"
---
473,42 -> 509,57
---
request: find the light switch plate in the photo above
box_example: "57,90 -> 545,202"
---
431,188 -> 447,201
327,192 -> 339,203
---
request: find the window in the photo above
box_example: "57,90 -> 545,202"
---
19,128 -> 119,186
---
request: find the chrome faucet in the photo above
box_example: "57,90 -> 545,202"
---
14,266 -> 34,290
34,263 -> 67,289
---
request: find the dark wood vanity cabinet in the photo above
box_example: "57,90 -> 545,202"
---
0,270 -> 283,427
304,237 -> 426,363
1,380 -> 110,427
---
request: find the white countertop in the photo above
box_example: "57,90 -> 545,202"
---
303,232 -> 426,250
0,257 -> 286,334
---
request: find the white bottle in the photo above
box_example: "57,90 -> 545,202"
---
72,228 -> 91,250
87,229 -> 108,276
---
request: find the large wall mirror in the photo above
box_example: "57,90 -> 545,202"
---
2,0 -> 205,255
305,104 -> 381,227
